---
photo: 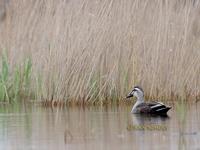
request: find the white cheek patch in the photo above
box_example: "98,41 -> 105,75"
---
133,92 -> 138,97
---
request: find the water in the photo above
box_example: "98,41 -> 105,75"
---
0,103 -> 200,150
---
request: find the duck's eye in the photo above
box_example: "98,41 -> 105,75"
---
133,89 -> 137,92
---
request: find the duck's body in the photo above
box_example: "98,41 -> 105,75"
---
126,86 -> 171,115
131,101 -> 171,114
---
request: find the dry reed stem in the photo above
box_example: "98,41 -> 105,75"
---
0,0 -> 200,102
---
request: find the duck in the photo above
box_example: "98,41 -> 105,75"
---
126,86 -> 171,115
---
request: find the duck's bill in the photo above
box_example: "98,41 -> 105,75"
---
126,93 -> 133,98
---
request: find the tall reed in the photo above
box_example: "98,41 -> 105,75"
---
0,0 -> 200,103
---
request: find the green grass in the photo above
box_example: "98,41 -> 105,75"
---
0,51 -> 33,103
0,50 -> 9,102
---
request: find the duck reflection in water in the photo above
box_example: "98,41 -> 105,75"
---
128,114 -> 169,131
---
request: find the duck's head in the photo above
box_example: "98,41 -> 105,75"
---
126,86 -> 144,99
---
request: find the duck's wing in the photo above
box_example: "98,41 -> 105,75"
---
148,101 -> 171,114
135,103 -> 152,113
136,102 -> 171,114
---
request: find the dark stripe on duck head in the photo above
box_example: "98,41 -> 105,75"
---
133,86 -> 144,93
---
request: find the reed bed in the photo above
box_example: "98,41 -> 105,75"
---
0,0 -> 200,104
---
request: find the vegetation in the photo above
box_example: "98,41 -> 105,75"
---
0,51 -> 32,103
0,0 -> 200,104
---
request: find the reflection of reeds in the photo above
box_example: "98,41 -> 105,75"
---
175,100 -> 187,131
175,100 -> 187,150
178,134 -> 186,150
0,1 -> 200,103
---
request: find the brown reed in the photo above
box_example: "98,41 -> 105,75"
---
0,0 -> 200,103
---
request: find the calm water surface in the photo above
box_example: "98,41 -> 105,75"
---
0,103 -> 200,150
